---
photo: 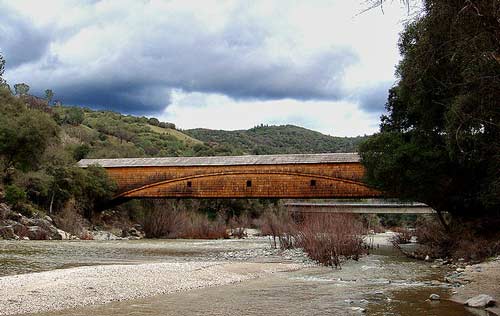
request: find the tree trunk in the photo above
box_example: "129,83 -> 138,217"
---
49,191 -> 55,214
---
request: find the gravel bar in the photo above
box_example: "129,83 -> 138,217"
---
0,261 -> 301,315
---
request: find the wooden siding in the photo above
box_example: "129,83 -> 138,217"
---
97,161 -> 381,199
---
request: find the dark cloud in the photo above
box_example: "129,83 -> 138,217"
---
2,1 -> 362,115
356,82 -> 392,113
50,80 -> 171,115
0,8 -> 52,68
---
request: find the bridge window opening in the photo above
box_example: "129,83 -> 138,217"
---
187,181 -> 192,188
310,180 -> 316,187
246,180 -> 252,187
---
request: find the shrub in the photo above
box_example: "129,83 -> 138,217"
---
53,200 -> 87,237
228,215 -> 248,239
142,200 -> 228,239
4,184 -> 27,207
397,216 -> 500,262
295,214 -> 366,268
390,227 -> 414,245
258,208 -> 297,249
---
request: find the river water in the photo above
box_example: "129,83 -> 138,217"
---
0,237 -> 491,316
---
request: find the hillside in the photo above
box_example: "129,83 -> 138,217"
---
185,125 -> 366,155
53,107 -> 366,160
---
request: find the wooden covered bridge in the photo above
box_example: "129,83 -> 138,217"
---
78,153 -> 382,201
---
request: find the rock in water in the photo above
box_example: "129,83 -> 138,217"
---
465,294 -> 495,308
429,294 -> 440,300
350,307 -> 366,313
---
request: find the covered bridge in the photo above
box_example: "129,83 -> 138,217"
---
78,153 -> 382,200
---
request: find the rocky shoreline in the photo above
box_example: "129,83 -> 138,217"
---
0,203 -> 143,241
447,257 -> 500,315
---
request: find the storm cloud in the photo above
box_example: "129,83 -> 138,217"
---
0,0 -> 407,135
0,6 -> 52,67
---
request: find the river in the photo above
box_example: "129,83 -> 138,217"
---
0,236 -> 491,316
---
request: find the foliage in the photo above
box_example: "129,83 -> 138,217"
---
359,0 -> 500,223
62,106 -> 85,125
75,165 -> 117,218
4,184 -> 27,207
395,216 -> 500,261
13,83 -> 30,96
0,89 -> 59,172
0,53 -> 6,88
186,125 -> 366,154
44,89 -> 54,104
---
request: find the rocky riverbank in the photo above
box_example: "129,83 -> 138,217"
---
0,203 -> 143,241
0,203 -> 73,240
448,257 -> 500,315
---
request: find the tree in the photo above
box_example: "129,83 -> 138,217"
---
0,54 -> 10,92
45,89 -> 54,104
14,83 -> 30,96
0,89 -> 59,173
148,117 -> 160,126
64,107 -> 85,125
0,54 -> 4,79
0,53 -> 5,87
359,0 -> 499,227
72,164 -> 117,219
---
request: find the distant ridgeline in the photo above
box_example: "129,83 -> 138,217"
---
52,106 -> 367,159
184,125 -> 366,155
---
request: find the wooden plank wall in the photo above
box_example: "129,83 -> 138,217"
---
104,162 -> 381,199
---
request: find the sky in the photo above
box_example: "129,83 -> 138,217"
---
0,0 -> 413,136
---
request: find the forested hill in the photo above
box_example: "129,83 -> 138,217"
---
52,106 -> 366,159
185,125 -> 366,155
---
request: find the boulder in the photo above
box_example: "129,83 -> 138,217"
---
56,229 -> 72,240
92,230 -> 121,240
12,223 -> 28,237
429,294 -> 440,300
0,203 -> 11,219
8,212 -> 23,222
465,294 -> 495,308
26,226 -> 48,240
28,218 -> 61,240
0,225 -> 16,239
122,227 -> 144,239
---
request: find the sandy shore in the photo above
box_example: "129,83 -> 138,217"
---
0,261 -> 301,315
450,258 -> 500,315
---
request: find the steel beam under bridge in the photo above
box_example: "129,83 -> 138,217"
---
284,203 -> 436,214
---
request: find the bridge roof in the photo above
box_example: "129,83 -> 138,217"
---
78,153 -> 360,168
